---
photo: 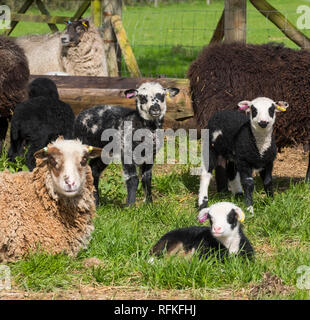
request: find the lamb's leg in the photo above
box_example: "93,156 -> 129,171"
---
123,163 -> 139,206
198,148 -> 215,210
259,162 -> 273,197
239,166 -> 254,214
215,155 -> 228,192
140,163 -> 153,203
227,160 -> 243,196
89,157 -> 107,205
306,153 -> 310,182
0,117 -> 8,153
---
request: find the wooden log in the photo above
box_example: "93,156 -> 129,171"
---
28,75 -> 194,128
250,0 -> 310,49
111,15 -> 141,77
224,0 -> 247,43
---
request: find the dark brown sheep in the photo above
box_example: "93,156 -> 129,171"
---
0,35 -> 29,149
188,42 -> 310,179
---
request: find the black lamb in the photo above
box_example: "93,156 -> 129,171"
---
8,78 -> 75,170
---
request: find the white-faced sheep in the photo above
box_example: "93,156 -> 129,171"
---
74,82 -> 180,206
150,202 -> 254,261
0,35 -> 29,151
198,97 -> 288,215
15,19 -> 108,76
0,137 -> 102,262
8,77 -> 75,171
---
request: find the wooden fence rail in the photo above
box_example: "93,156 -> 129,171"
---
29,75 -> 195,130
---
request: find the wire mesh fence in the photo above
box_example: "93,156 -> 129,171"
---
2,0 -> 310,79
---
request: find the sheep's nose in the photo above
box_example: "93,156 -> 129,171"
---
258,121 -> 269,128
149,104 -> 161,115
213,226 -> 222,234
64,177 -> 75,187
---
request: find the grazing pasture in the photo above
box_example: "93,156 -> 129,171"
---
0,0 -> 309,300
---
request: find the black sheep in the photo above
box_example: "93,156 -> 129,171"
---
188,42 -> 310,180
9,78 -> 75,170
74,82 -> 179,206
0,35 -> 29,151
150,202 -> 254,261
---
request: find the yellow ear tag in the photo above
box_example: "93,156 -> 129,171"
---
276,105 -> 286,112
238,211 -> 245,223
82,22 -> 88,28
166,91 -> 170,98
43,147 -> 48,153
88,146 -> 93,152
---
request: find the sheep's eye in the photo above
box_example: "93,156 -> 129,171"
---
48,156 -> 58,168
80,156 -> 88,166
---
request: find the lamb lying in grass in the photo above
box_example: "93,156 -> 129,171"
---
0,137 -> 102,262
150,202 -> 254,261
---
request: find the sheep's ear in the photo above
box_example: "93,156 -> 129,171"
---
124,89 -> 138,99
86,146 -> 102,159
81,19 -> 89,29
34,147 -> 49,159
197,207 -> 210,223
166,87 -> 180,98
275,101 -> 289,112
234,207 -> 245,223
238,100 -> 252,113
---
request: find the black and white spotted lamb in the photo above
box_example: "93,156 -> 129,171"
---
150,202 -> 254,260
9,78 -> 75,170
74,82 -> 180,205
198,97 -> 288,214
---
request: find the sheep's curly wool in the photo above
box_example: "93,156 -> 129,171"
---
188,42 -> 310,150
0,35 -> 29,118
0,158 -> 96,262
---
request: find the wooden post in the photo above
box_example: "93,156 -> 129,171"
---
103,0 -> 122,77
36,0 -> 58,32
210,9 -> 225,44
111,15 -> 141,77
224,0 -> 246,43
91,0 -> 101,27
250,0 -> 310,49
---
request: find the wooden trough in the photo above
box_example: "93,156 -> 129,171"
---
29,75 -> 196,130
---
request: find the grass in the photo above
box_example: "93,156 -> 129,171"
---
1,151 -> 310,299
2,0 -> 310,77
0,0 -> 310,300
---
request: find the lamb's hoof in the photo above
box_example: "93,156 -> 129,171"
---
246,206 -> 254,215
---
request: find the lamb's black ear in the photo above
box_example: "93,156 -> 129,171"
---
124,89 -> 138,99
166,87 -> 180,98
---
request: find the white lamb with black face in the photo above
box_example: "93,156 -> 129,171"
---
198,97 -> 288,215
149,202 -> 254,261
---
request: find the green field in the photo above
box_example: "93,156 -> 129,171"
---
1,0 -> 310,300
3,0 -> 310,77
